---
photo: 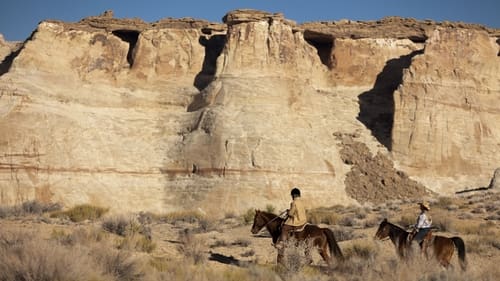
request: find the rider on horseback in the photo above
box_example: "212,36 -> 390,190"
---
411,201 -> 433,254
275,187 -> 307,249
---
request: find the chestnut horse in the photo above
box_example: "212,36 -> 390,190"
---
374,219 -> 466,270
250,210 -> 344,265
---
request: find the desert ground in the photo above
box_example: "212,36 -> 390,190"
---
1,189 -> 499,281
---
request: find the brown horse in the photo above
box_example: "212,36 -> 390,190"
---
374,218 -> 466,270
250,210 -> 344,265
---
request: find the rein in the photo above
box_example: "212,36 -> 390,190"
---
258,211 -> 286,231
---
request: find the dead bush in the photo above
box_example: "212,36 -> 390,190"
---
0,201 -> 62,218
102,215 -> 144,237
281,238 -> 313,273
177,229 -> 206,264
91,246 -> 145,281
0,229 -> 104,281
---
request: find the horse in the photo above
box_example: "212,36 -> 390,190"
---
250,209 -> 344,265
374,218 -> 467,270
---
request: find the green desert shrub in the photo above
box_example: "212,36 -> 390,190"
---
242,208 -> 256,225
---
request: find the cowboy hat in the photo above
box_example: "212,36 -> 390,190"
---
418,201 -> 430,211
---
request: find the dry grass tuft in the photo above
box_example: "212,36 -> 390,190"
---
343,240 -> 377,260
51,226 -> 106,246
51,204 -> 108,222
159,210 -> 206,224
118,234 -> 156,253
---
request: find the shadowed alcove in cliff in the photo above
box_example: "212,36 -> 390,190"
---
193,34 -> 226,91
303,30 -> 334,68
0,31 -> 34,76
497,38 -> 500,56
357,49 -> 424,150
0,48 -> 22,76
112,30 -> 140,67
188,34 -> 226,112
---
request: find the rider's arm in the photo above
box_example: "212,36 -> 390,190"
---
415,214 -> 422,229
288,201 -> 297,218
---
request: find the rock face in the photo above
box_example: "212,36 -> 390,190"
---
392,28 -> 500,191
488,168 -> 500,189
0,10 -> 499,215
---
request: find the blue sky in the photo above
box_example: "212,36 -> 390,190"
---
1,0 -> 499,41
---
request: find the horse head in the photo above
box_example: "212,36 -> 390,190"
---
251,209 -> 264,234
374,218 -> 390,240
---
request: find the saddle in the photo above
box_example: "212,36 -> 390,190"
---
407,228 -> 433,244
292,223 -> 309,233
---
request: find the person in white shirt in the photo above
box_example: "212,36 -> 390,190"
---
412,201 -> 432,246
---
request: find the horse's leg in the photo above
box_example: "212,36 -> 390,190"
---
301,236 -> 314,265
319,245 -> 331,266
304,245 -> 313,265
277,248 -> 284,265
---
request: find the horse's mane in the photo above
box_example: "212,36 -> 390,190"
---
258,210 -> 278,217
385,220 -> 409,233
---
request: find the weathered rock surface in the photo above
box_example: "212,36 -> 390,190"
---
0,9 -> 499,215
488,168 -> 500,189
392,27 -> 500,191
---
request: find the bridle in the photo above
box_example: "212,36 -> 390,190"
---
255,211 -> 286,232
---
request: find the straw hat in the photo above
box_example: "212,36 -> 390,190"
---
418,201 -> 430,211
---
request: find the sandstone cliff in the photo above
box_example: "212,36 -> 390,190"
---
0,10 -> 498,215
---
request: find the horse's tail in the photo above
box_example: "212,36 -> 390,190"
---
451,236 -> 467,271
324,228 -> 344,261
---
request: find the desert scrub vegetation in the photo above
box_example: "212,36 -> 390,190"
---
118,234 -> 156,253
242,208 -> 256,225
101,214 -> 155,252
102,214 -> 149,237
157,210 -> 206,224
51,226 -> 106,246
307,209 -> 340,225
0,200 -> 62,218
0,228 -> 146,281
177,228 -> 206,264
342,239 -> 377,260
50,204 -> 108,222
